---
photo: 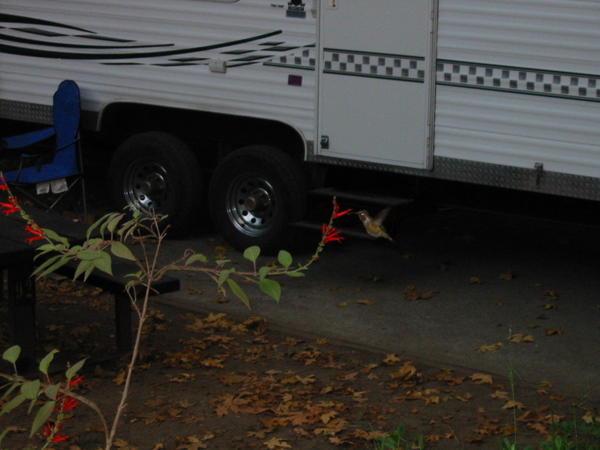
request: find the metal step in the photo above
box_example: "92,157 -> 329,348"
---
308,187 -> 413,207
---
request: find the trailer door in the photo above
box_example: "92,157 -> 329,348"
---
318,0 -> 434,169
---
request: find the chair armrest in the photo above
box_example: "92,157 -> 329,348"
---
2,128 -> 56,150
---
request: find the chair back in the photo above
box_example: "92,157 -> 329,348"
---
6,80 -> 81,183
44,80 -> 81,179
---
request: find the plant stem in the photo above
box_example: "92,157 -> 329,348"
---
104,215 -> 164,450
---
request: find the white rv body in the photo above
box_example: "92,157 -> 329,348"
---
1,0 -> 600,202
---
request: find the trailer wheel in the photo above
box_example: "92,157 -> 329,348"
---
209,145 -> 306,253
108,131 -> 201,234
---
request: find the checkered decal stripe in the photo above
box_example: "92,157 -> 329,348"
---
263,46 -> 316,70
324,50 -> 425,82
437,60 -> 600,102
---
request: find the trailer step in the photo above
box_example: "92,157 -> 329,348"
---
308,187 -> 413,207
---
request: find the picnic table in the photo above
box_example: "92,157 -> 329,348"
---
0,207 -> 180,366
0,236 -> 36,369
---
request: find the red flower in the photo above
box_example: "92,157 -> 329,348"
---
43,422 -> 69,442
322,224 -> 344,244
332,200 -> 352,219
55,396 -> 80,412
24,223 -> 45,244
0,198 -> 20,216
69,376 -> 84,387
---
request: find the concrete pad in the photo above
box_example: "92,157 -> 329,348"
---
156,208 -> 600,402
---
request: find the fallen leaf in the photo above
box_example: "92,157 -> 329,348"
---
469,276 -> 481,284
264,437 -> 292,449
499,271 -> 514,280
477,342 -> 504,353
581,411 -> 600,424
509,333 -> 535,343
545,328 -> 564,336
355,299 -> 375,305
543,304 -> 556,310
470,373 -> 493,384
383,354 -> 401,365
336,302 -> 349,308
502,400 -> 526,410
490,391 -> 509,400
403,284 -> 438,301
389,361 -> 418,380
113,369 -> 126,386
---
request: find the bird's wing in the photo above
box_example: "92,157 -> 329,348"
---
374,207 -> 391,225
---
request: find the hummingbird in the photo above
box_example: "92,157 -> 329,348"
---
355,207 -> 394,241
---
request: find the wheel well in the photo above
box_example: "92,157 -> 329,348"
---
99,103 -> 306,167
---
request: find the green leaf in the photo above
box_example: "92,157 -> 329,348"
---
73,260 -> 93,281
217,268 -> 234,287
2,345 -> 21,364
86,213 -> 111,239
185,253 -> 208,265
285,270 -> 305,277
0,427 -> 13,446
93,252 -> 113,276
35,256 -> 71,279
106,213 -> 124,233
44,384 -> 59,401
99,213 -> 120,237
77,249 -> 103,261
32,255 -> 61,277
33,243 -> 59,261
258,266 -> 272,280
20,380 -> 40,400
110,241 -> 136,261
38,350 -> 59,376
226,278 -> 250,309
1,393 -> 26,415
83,263 -> 95,282
259,278 -> 281,303
1,383 -> 19,400
65,358 -> 86,380
41,228 -> 68,246
277,250 -> 293,268
243,245 -> 260,263
30,401 -> 55,437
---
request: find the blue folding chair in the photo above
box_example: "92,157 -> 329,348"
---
1,80 -> 87,215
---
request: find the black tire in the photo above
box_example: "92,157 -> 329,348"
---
209,145 -> 306,253
108,131 -> 201,235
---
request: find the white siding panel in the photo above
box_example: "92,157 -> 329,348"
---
438,0 -> 600,74
435,86 -> 600,178
0,0 -> 317,139
436,0 -> 600,178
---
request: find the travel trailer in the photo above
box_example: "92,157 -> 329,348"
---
2,0 -> 599,250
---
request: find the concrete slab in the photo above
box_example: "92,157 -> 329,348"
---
156,208 -> 600,402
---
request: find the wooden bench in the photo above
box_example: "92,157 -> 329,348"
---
1,207 -> 180,357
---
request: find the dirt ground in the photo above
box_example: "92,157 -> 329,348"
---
1,276 -> 598,449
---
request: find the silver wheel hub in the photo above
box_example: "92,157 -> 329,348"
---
227,176 -> 276,237
123,160 -> 169,211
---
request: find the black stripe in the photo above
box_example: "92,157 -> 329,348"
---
324,47 -> 425,60
0,13 -> 93,34
437,82 -> 600,103
0,33 -> 173,50
0,30 -> 282,60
